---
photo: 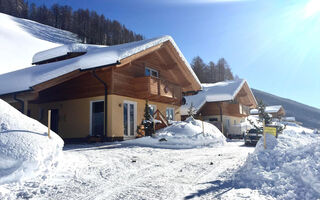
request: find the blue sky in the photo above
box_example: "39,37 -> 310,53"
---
30,0 -> 320,109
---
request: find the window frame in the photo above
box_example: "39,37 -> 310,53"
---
166,107 -> 175,121
145,67 -> 159,78
149,104 -> 157,117
89,100 -> 104,136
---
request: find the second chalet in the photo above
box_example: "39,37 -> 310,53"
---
181,79 -> 257,138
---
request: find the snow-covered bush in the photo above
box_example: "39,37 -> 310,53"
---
0,99 -> 64,185
234,124 -> 320,200
124,117 -> 226,149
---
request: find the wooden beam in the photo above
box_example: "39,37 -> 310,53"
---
154,51 -> 177,70
163,42 -> 201,92
116,43 -> 164,68
32,70 -> 83,92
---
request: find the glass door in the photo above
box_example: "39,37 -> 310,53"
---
123,101 -> 137,137
91,101 -> 104,136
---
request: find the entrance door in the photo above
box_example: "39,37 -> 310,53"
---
51,109 -> 59,133
123,101 -> 137,137
91,101 -> 104,136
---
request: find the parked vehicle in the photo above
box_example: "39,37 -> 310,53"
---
227,123 -> 250,139
244,128 -> 262,146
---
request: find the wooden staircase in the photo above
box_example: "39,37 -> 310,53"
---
152,109 -> 169,130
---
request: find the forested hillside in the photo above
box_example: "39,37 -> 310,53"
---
252,89 -> 320,129
191,56 -> 236,83
0,0 -> 144,45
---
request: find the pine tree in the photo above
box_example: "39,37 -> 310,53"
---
144,100 -> 152,121
191,56 -> 207,83
257,100 -> 271,125
187,102 -> 197,117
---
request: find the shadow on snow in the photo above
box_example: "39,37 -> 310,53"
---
12,17 -> 80,44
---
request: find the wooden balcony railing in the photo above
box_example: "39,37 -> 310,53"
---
134,76 -> 182,104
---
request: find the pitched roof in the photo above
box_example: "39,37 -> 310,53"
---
181,79 -> 257,115
250,105 -> 284,115
0,35 -> 200,96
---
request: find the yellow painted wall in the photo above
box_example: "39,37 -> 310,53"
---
203,115 -> 245,127
28,96 -> 104,138
26,94 -> 180,139
107,94 -> 180,139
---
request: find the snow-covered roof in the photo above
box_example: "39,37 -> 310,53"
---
0,35 -> 200,96
32,43 -> 105,64
282,117 -> 296,122
250,105 -> 284,115
0,13 -> 79,75
181,79 -> 256,115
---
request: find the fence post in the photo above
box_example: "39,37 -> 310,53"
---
48,110 -> 51,139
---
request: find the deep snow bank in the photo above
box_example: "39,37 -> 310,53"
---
124,117 -> 226,148
0,99 -> 64,185
235,124 -> 320,200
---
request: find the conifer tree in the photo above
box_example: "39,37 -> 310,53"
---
257,100 -> 272,125
144,100 -> 152,121
187,102 -> 197,117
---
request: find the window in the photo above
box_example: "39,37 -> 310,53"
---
166,107 -> 174,121
209,118 -> 218,122
39,108 -> 44,120
234,120 -> 237,125
149,104 -> 157,117
123,101 -> 137,137
145,67 -> 159,78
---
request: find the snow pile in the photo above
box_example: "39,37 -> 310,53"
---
124,117 -> 226,148
0,99 -> 64,185
234,124 -> 320,199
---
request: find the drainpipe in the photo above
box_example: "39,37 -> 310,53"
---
218,103 -> 224,135
13,93 -> 24,113
92,70 -> 108,140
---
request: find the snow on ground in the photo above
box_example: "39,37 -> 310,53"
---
124,117 -> 226,149
1,100 -> 318,199
0,13 -> 79,74
0,141 -> 260,200
234,124 -> 320,200
0,99 -> 64,189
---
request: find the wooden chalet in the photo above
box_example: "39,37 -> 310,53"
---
181,80 -> 257,136
250,105 -> 286,119
0,36 -> 201,142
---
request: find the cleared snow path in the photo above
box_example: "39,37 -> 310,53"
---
1,141 -> 272,200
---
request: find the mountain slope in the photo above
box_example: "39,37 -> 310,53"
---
252,89 -> 320,129
0,13 -> 80,74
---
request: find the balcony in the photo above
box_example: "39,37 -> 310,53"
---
134,76 -> 182,104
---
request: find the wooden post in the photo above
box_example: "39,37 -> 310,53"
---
263,119 -> 266,149
48,110 -> 51,139
199,113 -> 204,134
153,114 -> 156,136
202,120 -> 205,134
